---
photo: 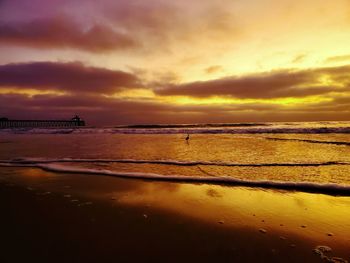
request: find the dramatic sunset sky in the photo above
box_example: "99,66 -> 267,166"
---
1,0 -> 350,125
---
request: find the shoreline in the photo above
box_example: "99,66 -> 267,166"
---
2,161 -> 350,196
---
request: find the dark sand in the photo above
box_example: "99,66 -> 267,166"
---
0,168 -> 349,263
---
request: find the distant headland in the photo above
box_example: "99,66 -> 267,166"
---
0,115 -> 85,128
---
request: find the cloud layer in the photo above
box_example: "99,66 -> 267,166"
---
0,0 -> 240,56
157,66 -> 350,99
0,61 -> 139,94
0,16 -> 138,52
1,61 -> 350,124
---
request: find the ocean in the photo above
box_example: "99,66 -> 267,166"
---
1,121 -> 350,195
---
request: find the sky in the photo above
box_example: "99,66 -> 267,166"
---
1,0 -> 350,125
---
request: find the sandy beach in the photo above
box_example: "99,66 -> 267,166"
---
1,166 -> 349,263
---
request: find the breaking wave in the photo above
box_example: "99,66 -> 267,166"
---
2,122 -> 350,134
266,137 -> 350,146
1,158 -> 349,167
1,161 -> 350,195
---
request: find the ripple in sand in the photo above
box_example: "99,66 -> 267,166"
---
300,225 -> 307,228
279,236 -> 286,240
327,232 -> 334,237
63,194 -> 71,198
218,220 -> 224,224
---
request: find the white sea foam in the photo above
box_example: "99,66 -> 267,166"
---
1,160 -> 350,195
0,158 -> 348,167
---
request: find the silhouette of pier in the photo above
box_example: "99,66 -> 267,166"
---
0,115 -> 85,128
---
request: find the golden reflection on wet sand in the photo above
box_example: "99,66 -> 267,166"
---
2,166 -> 350,261
115,182 -> 350,246
10,167 -> 350,248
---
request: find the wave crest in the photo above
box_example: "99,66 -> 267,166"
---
1,159 -> 350,195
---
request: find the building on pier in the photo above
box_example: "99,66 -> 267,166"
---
0,115 -> 85,128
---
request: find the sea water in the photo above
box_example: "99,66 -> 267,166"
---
1,121 -> 350,195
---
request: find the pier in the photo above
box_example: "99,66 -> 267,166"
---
0,115 -> 85,128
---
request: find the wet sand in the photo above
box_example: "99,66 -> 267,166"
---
1,167 -> 349,263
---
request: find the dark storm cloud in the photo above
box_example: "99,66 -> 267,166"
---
0,61 -> 140,94
156,66 -> 350,99
0,16 -> 138,52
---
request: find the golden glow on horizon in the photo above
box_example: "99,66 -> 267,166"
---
163,95 -> 332,106
0,88 -> 66,97
108,88 -> 333,107
109,89 -> 155,100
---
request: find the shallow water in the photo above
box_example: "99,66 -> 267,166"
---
1,132 -> 350,192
